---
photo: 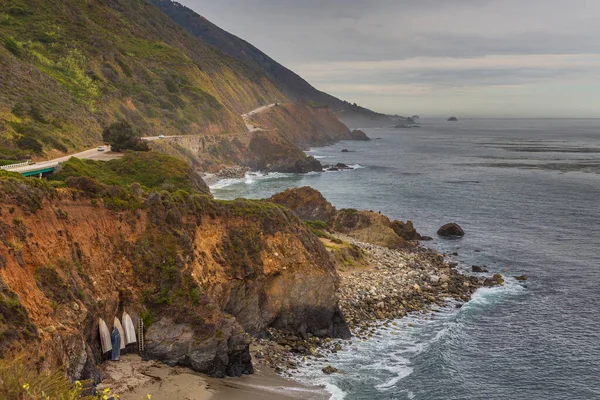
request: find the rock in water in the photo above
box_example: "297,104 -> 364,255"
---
322,365 -> 338,374
447,116 -> 458,121
349,129 -> 371,141
437,223 -> 465,237
515,275 -> 528,281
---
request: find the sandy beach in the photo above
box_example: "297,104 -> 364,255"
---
98,354 -> 328,400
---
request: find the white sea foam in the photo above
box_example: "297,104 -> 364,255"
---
209,171 -> 295,190
349,163 -> 365,169
209,177 -> 245,189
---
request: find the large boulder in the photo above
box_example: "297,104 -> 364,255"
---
349,129 -> 371,141
292,156 -> 323,173
145,317 -> 252,378
268,186 -> 336,222
437,223 -> 465,237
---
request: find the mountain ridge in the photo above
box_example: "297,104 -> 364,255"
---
148,0 -> 392,127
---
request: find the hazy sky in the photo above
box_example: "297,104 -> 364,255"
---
178,0 -> 600,117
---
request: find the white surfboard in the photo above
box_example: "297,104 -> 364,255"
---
113,317 -> 126,350
98,318 -> 112,353
122,312 -> 137,345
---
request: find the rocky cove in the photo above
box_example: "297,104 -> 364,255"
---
243,188 -> 505,380
0,160 -> 508,397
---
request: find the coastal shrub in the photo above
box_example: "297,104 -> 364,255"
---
34,267 -> 74,304
53,153 -> 196,193
140,308 -> 153,330
102,120 -> 149,152
15,136 -> 43,154
0,177 -> 51,212
4,37 -> 21,56
306,220 -> 328,230
0,282 -> 37,357
0,358 -> 95,400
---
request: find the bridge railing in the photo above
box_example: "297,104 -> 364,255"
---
0,160 -> 32,171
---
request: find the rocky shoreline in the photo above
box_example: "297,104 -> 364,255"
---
200,165 -> 250,186
248,232 -> 503,377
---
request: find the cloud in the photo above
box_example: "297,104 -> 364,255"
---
178,0 -> 600,116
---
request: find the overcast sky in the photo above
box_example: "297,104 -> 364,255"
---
178,0 -> 600,117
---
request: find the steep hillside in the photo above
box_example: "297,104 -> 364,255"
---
148,0 -> 392,127
0,163 -> 348,381
248,100 -> 354,149
0,0 -> 285,163
151,129 -> 322,173
149,100 -> 363,173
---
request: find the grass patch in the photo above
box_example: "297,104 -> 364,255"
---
51,152 -> 198,193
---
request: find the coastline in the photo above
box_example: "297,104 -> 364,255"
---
97,226 -> 504,400
99,354 -> 328,400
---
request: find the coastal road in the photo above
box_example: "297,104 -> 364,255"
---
3,146 -> 123,174
241,103 -> 277,132
4,103 -> 277,175
142,135 -> 183,141
3,136 -> 183,174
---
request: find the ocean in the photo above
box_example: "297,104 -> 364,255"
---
211,118 -> 600,400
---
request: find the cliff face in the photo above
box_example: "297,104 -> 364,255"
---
151,130 -> 321,173
150,100 -> 360,174
249,101 -> 354,149
0,176 -> 347,380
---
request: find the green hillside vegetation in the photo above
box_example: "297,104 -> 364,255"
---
150,0 -> 391,127
51,152 -> 209,194
0,0 -> 285,162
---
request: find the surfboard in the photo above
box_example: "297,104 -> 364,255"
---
99,318 -> 112,353
113,317 -> 126,350
122,312 -> 137,345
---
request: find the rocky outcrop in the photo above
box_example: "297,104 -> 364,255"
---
268,187 -> 337,222
0,177 -> 348,381
447,117 -> 458,121
349,130 -> 371,141
390,220 -> 422,241
249,100 -> 354,149
330,209 -> 420,249
437,223 -> 465,237
153,130 -> 321,174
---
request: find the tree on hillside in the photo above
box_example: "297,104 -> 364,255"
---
102,120 -> 149,152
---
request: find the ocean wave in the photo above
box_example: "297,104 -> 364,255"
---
290,280 -> 525,397
209,171 -> 295,189
208,177 -> 245,189
463,277 -> 526,309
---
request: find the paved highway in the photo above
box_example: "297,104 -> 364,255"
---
241,103 -> 277,132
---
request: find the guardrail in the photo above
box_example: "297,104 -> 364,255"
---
0,160 -> 32,170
